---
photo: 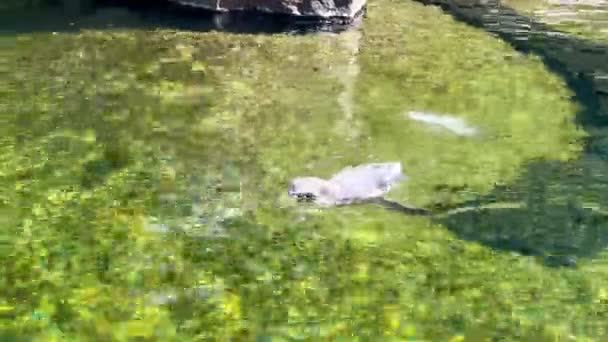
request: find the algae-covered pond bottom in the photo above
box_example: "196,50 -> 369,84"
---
2,0 -> 608,340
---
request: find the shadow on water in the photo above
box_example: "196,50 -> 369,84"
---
0,0 -> 361,35
414,0 -> 608,267
432,163 -> 608,268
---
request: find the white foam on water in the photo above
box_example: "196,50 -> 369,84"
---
406,111 -> 479,137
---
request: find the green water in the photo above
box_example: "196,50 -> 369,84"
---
2,0 -> 608,340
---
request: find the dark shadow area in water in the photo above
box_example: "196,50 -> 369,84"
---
415,0 -> 608,267
435,203 -> 606,268
0,0 -> 362,35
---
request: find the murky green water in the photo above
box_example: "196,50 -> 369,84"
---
2,0 -> 608,340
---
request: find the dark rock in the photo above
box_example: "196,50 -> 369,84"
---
168,0 -> 366,22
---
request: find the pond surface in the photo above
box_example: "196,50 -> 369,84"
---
2,0 -> 608,340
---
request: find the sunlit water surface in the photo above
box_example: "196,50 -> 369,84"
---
2,0 -> 608,339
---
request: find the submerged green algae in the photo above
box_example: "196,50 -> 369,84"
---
506,0 -> 608,44
2,0 -> 608,340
